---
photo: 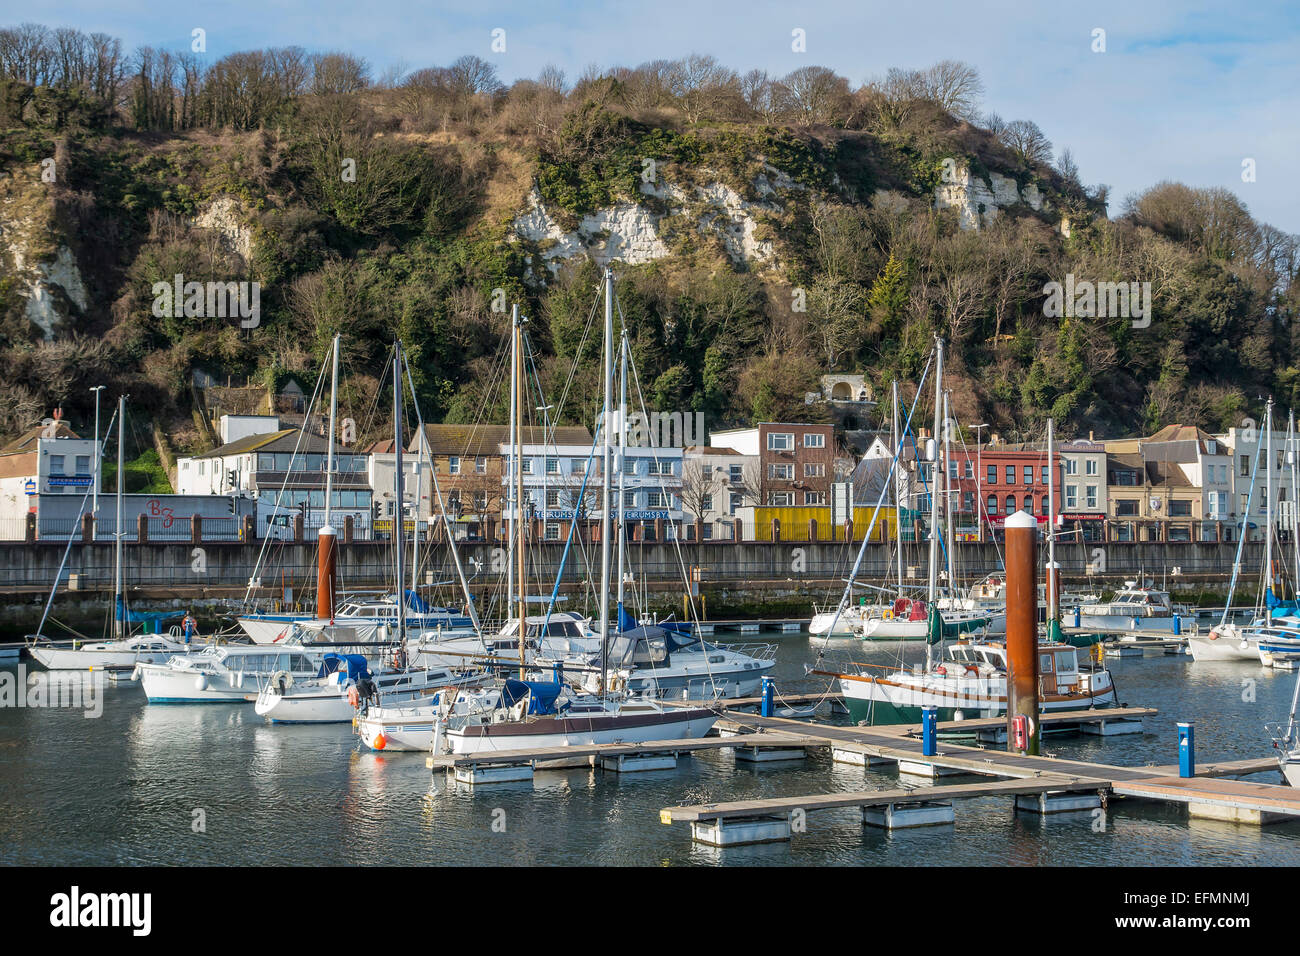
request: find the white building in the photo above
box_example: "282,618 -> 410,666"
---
0,422 -> 98,525
1217,424 -> 1298,536
680,446 -> 760,541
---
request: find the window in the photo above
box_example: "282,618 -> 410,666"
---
75,455 -> 90,474
49,455 -> 64,475
545,457 -> 559,475
987,495 -> 998,515
1065,458 -> 1077,476
1085,485 -> 1098,509
1241,455 -> 1250,477
648,458 -> 674,476
802,433 -> 825,449
701,494 -> 713,511
198,461 -> 206,476
1005,495 -> 1016,514
702,524 -> 714,540
729,464 -> 743,483
988,465 -> 997,485
770,493 -> 793,506
1023,495 -> 1033,513
545,490 -> 561,508
622,458 -> 636,476
647,491 -> 666,508
701,464 -> 713,480
1065,485 -> 1078,508
767,433 -> 794,451
804,491 -> 825,505
1116,499 -> 1139,516
1023,466 -> 1033,484
520,459 -> 533,475
1208,492 -> 1227,518
1085,459 -> 1098,476
446,456 -> 461,475
729,493 -> 742,515
1169,499 -> 1192,517
768,463 -> 794,480
1114,470 -> 1138,486
1005,466 -> 1015,484
623,490 -> 637,508
544,523 -> 561,541
964,460 -> 973,479
1041,465 -> 1049,483
1040,496 -> 1049,516
804,462 -> 825,478
963,491 -> 974,512
1240,494 -> 1250,514
571,458 -> 587,474
1219,464 -> 1228,484
475,456 -> 487,474
948,460 -> 959,480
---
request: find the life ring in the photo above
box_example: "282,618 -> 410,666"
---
936,665 -> 948,676
269,670 -> 294,695
964,664 -> 980,677
883,609 -> 893,620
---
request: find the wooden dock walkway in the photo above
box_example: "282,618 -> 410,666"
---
425,732 -> 818,771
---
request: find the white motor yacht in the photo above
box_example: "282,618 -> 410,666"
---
137,643 -> 325,703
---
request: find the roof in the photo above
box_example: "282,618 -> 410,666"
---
0,421 -> 80,455
684,446 -> 743,456
190,428 -> 332,459
412,423 -> 593,456
1145,424 -> 1218,445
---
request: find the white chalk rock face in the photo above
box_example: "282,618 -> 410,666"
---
0,181 -> 90,339
511,166 -> 790,274
194,195 -> 256,262
933,165 -> 1047,230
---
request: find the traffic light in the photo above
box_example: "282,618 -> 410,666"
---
225,469 -> 237,491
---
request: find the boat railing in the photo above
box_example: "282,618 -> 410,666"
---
719,641 -> 780,662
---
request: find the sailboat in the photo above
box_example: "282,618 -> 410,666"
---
418,272 -> 717,755
813,349 -> 1117,725
1189,399 -> 1281,661
26,396 -> 202,671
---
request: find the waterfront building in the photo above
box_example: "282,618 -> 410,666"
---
680,446 -> 760,541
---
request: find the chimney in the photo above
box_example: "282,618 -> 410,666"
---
1088,430 -> 1094,442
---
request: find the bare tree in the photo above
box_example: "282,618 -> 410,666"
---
777,65 -> 849,125
999,118 -> 1053,165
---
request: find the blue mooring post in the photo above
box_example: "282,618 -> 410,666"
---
1173,614 -> 1182,635
1073,606 -> 1081,628
922,706 -> 937,756
1178,722 -> 1195,778
760,677 -> 774,717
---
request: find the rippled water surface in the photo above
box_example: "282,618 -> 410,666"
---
2,633 -> 1299,866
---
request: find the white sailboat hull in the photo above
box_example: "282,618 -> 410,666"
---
443,709 -> 718,755
28,644 -> 191,670
1187,632 -> 1258,662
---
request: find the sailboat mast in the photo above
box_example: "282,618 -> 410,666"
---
114,395 -> 125,642
1266,399 -> 1275,607
1290,410 -> 1300,602
324,334 -> 338,526
393,343 -> 406,650
893,380 -> 903,601
925,339 -> 944,669
599,268 -> 614,693
617,330 -> 628,623
317,335 -> 341,622
942,389 -> 955,592
1047,416 -> 1057,620
514,306 -> 527,680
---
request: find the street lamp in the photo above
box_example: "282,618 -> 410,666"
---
972,423 -> 989,542
89,385 -> 105,515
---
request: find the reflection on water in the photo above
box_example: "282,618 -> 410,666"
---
2,635 -> 1300,865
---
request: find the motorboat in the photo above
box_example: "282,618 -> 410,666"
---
254,652 -> 478,723
27,632 -> 201,671
857,597 -> 992,641
237,592 -> 475,645
540,624 -> 777,700
137,643 -> 326,703
1070,583 -> 1195,635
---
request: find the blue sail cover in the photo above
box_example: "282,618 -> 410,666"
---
319,653 -> 372,680
501,679 -> 564,715
404,590 -> 430,613
617,604 -> 638,632
114,596 -> 184,630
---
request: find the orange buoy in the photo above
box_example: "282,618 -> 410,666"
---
373,733 -> 387,750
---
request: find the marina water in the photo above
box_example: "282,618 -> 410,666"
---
3,631 -> 1299,866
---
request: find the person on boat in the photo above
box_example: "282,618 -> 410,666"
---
182,613 -> 197,644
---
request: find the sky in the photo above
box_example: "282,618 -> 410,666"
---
13,0 -> 1300,232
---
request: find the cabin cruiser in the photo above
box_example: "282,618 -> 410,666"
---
408,611 -> 591,668
26,633 -> 202,671
538,624 -> 777,701
822,639 -> 1117,725
137,643 -> 326,703
254,652 -> 478,723
236,592 -> 475,645
1070,583 -> 1195,634
810,602 -> 880,636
